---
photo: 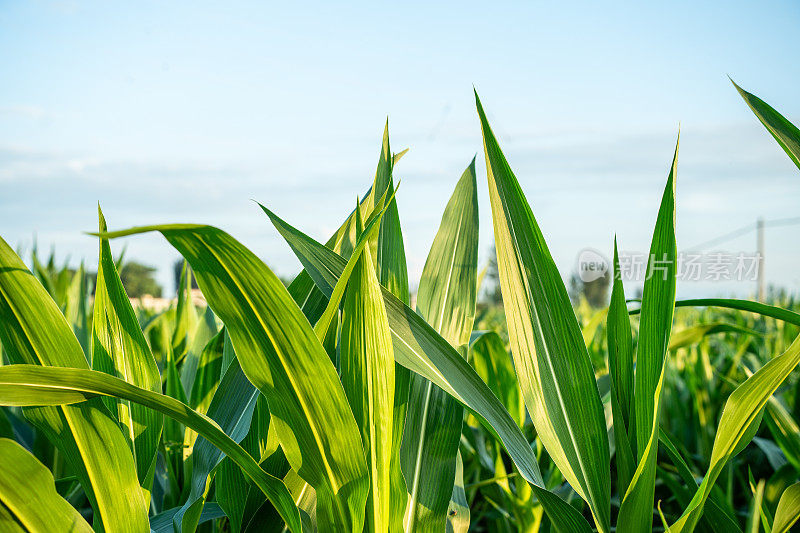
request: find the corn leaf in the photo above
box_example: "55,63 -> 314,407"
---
0,437 -> 92,532
668,323 -> 761,351
607,238 -> 636,496
747,475 -> 767,533
370,121 -> 412,532
0,236 -> 150,531
188,329 -> 225,412
150,503 -> 225,533
0,364 -> 304,532
173,354 -> 258,533
732,79 -> 800,171
645,300 -> 800,326
64,262 -> 89,358
172,260 -> 198,363
668,333 -> 800,532
618,137 -> 678,533
216,389 -> 266,533
659,431 -> 742,532
476,90 -> 610,532
468,331 -> 525,428
401,158 -> 478,532
181,306 -> 219,399
93,224 -> 369,533
264,209 -> 594,532
772,482 -> 800,533
446,450 -> 470,533
92,206 -> 163,489
765,397 -> 800,472
163,342 -> 188,496
340,245 -> 395,532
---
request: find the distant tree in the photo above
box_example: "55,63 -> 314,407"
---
120,262 -> 162,298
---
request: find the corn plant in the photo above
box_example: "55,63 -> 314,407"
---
1,80 -> 800,532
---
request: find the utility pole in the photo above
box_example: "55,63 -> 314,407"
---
757,217 -> 765,302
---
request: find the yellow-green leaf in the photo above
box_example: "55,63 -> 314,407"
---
401,159 -> 479,532
0,438 -> 92,532
0,236 -> 149,531
92,206 -> 163,488
476,90 -> 610,532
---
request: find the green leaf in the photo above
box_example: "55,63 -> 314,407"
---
264,209 -> 594,532
216,388 -> 266,533
0,438 -> 92,532
181,306 -> 219,399
340,245 -> 395,532
468,332 -> 525,429
446,450 -> 470,533
668,323 -> 761,351
150,503 -> 225,533
618,136 -> 678,533
293,181 -> 396,344
93,223 -> 369,533
617,363 -> 668,533
631,299 -> 800,328
607,238 -> 636,496
748,475 -> 768,533
765,397 -> 800,472
0,236 -> 150,531
476,90 -> 610,532
285,176 -> 392,331
668,333 -> 800,532
373,119 -> 410,306
370,121 -> 412,532
188,329 -> 225,412
173,344 -> 258,533
732,79 -> 800,171
659,431 -> 742,532
182,324 -> 224,470
92,206 -> 163,489
163,342 -> 188,497
64,262 -> 90,358
0,364 -> 304,532
773,482 -> 800,533
172,260 -> 198,363
401,158 -> 478,532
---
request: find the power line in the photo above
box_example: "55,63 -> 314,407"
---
682,216 -> 800,253
764,216 -> 800,229
683,222 -> 756,252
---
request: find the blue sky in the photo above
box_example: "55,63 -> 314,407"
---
1,0 -> 799,297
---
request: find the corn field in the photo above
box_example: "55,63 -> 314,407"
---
1,81 -> 800,533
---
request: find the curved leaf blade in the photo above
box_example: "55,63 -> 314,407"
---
340,246 -> 395,532
607,238 -> 636,496
0,364 -> 304,533
476,90 -> 610,532
173,351 -> 258,533
668,333 -> 800,532
0,236 -> 149,531
619,137 -> 678,533
264,209 -> 594,532
401,159 -> 479,532
0,438 -> 92,532
93,224 -> 369,533
773,482 -> 800,533
732,79 -> 800,171
92,207 -> 163,488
